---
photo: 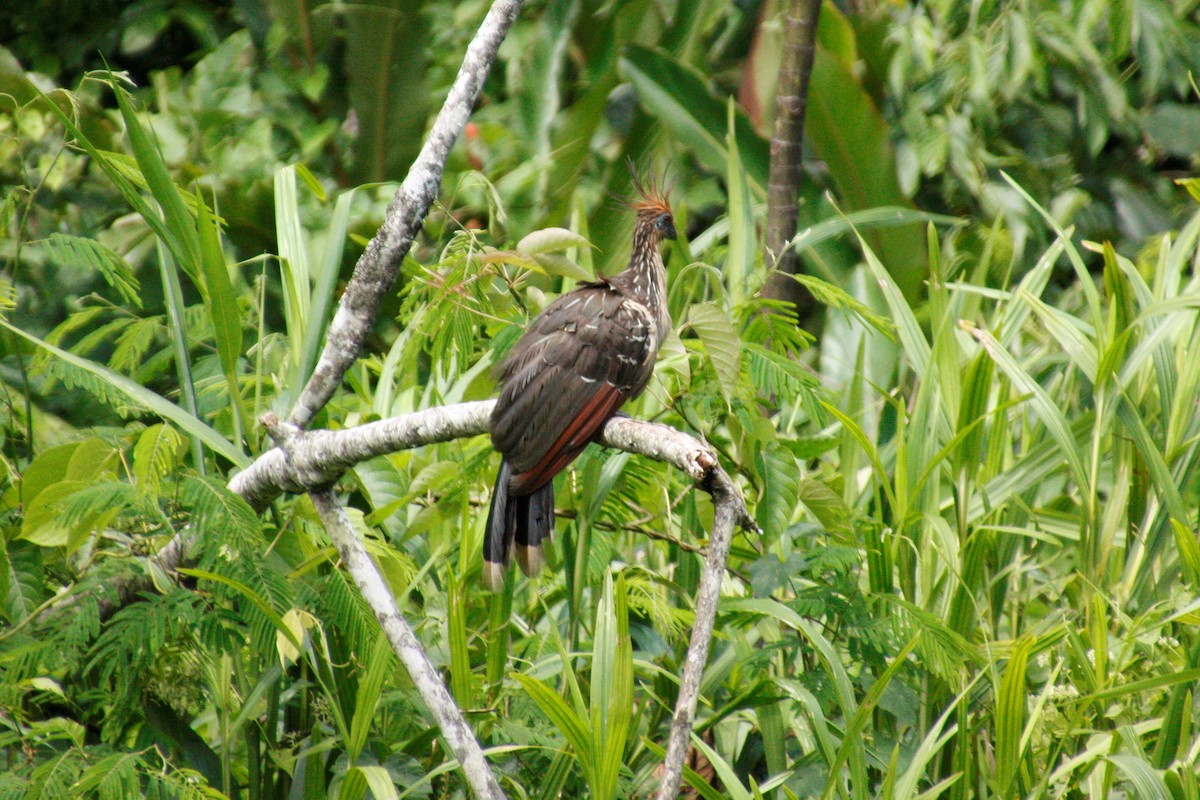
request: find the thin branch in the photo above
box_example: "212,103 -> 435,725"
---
309,489 -> 508,800
762,0 -> 822,315
654,466 -> 750,800
289,0 -> 524,429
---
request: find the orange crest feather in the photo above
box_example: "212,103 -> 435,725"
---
629,166 -> 673,217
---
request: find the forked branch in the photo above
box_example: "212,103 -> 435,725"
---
242,401 -> 755,800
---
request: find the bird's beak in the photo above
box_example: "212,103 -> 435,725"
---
663,219 -> 677,241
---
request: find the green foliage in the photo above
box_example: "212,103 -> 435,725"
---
3,1 -> 1200,798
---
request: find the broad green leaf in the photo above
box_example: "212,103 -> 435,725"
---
965,323 -> 1088,491
275,165 -> 311,369
109,74 -> 203,281
725,97 -> 754,307
806,35 -> 926,299
514,673 -> 591,760
754,444 -> 800,539
353,765 -> 399,800
1104,754 -> 1173,800
855,226 -> 929,375
196,189 -> 246,425
336,2 -> 427,183
996,637 -> 1033,795
276,608 -> 317,667
591,572 -> 632,800
796,478 -> 852,540
348,634 -> 394,762
517,227 -> 591,256
532,252 -> 592,281
155,238 -> 204,471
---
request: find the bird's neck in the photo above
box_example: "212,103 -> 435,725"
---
616,224 -> 667,313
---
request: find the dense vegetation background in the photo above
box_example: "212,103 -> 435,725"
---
3,0 -> 1200,797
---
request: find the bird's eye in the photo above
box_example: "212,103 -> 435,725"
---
656,213 -> 672,228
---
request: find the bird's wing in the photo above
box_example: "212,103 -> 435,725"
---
491,284 -> 657,494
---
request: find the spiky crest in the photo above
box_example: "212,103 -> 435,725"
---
629,166 -> 673,218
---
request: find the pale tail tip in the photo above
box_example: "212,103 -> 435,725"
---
515,545 -> 544,579
482,560 -> 507,593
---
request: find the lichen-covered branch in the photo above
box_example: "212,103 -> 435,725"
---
309,489 -> 508,800
237,400 -> 755,800
288,0 -> 524,429
654,467 -> 752,800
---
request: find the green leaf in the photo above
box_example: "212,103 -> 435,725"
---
591,572 -> 632,800
995,637 -> 1033,795
517,227 -> 591,256
132,424 -> 183,499
42,234 -> 141,306
686,303 -> 741,402
352,765 -> 399,800
0,318 -> 247,467
109,73 -> 202,282
178,568 -> 299,648
1105,754 -> 1173,800
275,165 -> 311,371
725,97 -> 755,307
515,673 -> 591,760
965,323 -> 1087,491
806,33 -> 926,299
196,189 -> 245,407
532,252 -> 592,282
754,444 -> 800,539
788,273 -> 896,341
348,634 -> 393,763
336,2 -> 428,183
620,45 -> 769,189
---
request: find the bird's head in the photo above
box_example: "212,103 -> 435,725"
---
631,169 -> 676,242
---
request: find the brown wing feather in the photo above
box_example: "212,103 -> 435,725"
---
491,281 -> 657,493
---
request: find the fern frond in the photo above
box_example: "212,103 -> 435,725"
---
42,233 -> 142,306
110,316 -> 164,375
36,356 -> 147,417
27,748 -> 87,800
880,594 -> 982,683
133,424 -> 184,498
620,566 -> 690,639
56,481 -> 140,528
180,474 -> 261,555
745,343 -> 820,402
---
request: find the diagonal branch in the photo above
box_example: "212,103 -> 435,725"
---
309,487 -> 508,800
289,0 -> 524,429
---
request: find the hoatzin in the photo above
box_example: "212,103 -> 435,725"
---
483,175 -> 676,590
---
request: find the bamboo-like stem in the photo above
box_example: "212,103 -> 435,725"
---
762,0 -> 823,315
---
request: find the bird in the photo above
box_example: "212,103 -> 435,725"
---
483,172 -> 676,590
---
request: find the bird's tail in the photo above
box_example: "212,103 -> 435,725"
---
482,460 -> 554,591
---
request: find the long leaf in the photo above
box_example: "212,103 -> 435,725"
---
0,319 -> 246,467
109,73 -> 203,283
620,45 -> 770,190
196,188 -> 249,452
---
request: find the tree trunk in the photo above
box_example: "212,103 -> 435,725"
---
762,0 -> 822,320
